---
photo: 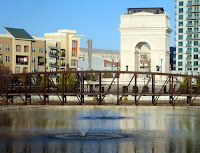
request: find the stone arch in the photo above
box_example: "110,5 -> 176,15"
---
134,42 -> 151,78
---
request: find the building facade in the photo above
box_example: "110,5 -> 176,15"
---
0,27 -> 83,73
119,8 -> 172,79
79,48 -> 120,62
170,47 -> 176,71
175,0 -> 200,75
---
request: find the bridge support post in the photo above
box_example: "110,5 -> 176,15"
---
135,73 -> 137,105
190,76 -> 192,105
171,76 -> 174,105
117,72 -> 119,105
62,72 -> 65,105
25,74 -> 28,105
152,74 -> 155,105
80,72 -> 83,105
43,73 -> 46,105
99,72 -> 102,105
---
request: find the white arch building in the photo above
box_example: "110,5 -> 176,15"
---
119,8 -> 172,79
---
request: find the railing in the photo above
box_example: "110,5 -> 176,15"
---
16,62 -> 28,65
1,71 -> 200,106
49,52 -> 58,57
61,52 -> 65,57
49,63 -> 58,67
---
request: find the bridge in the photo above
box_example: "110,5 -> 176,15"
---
0,71 -> 200,106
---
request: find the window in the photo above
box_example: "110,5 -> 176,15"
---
194,41 -> 199,46
179,1 -> 183,6
15,67 -> 20,73
178,42 -> 183,46
179,28 -> 183,33
0,44 -> 2,50
32,57 -> 35,63
194,34 -> 199,39
179,35 -> 183,40
39,68 -> 43,72
194,54 -> 198,59
194,48 -> 198,52
179,8 -> 183,13
31,47 -> 36,53
194,68 -> 198,70
187,68 -> 192,70
16,45 -> 21,52
179,15 -> 183,20
72,41 -> 77,48
178,48 -> 183,53
39,47 -> 43,53
178,68 -> 183,71
6,44 -> 10,51
24,46 -> 29,52
71,59 -> 76,66
178,55 -> 183,59
5,56 -> 10,62
179,22 -> 183,26
178,62 -> 183,66
72,50 -> 76,56
194,61 -> 198,66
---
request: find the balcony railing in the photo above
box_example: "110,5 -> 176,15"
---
49,62 -> 58,67
187,37 -> 200,40
186,16 -> 200,20
186,57 -> 192,60
49,52 -> 58,57
16,61 -> 28,65
61,63 -> 65,67
187,2 -> 200,7
38,62 -> 44,65
186,64 -> 192,67
186,44 -> 192,47
186,50 -> 192,54
61,52 -> 65,57
50,74 -> 57,78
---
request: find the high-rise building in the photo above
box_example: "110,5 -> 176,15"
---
175,0 -> 200,75
0,27 -> 83,73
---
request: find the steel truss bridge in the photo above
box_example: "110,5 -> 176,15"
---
0,71 -> 200,106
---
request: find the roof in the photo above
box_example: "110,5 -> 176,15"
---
128,7 -> 164,11
80,48 -> 120,55
4,27 -> 34,40
49,46 -> 58,50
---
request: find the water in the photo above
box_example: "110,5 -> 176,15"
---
0,106 -> 200,153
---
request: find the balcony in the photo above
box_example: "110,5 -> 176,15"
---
174,25 -> 176,28
174,5 -> 177,8
0,60 -> 2,64
16,56 -> 28,65
174,12 -> 177,15
50,74 -> 57,78
60,49 -> 65,57
186,57 -> 192,60
60,63 -> 65,67
186,44 -> 192,47
186,37 -> 200,40
38,57 -> 45,65
186,30 -> 193,33
49,62 -> 58,67
186,64 -> 192,67
187,2 -> 200,7
186,50 -> 192,54
49,52 -> 58,57
186,16 -> 200,20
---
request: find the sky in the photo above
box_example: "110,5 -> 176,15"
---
0,0 -> 176,50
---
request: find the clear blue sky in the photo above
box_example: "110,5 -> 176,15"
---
0,0 -> 176,50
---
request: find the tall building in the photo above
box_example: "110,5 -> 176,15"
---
175,0 -> 200,75
0,27 -> 83,73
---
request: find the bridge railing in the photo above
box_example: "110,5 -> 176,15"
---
1,71 -> 200,105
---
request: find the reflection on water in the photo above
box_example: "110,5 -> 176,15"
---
0,106 -> 200,152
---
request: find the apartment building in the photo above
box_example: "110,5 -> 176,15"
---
175,0 -> 200,75
79,48 -> 120,62
0,27 -> 83,73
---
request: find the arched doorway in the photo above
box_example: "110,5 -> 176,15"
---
135,42 -> 151,78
